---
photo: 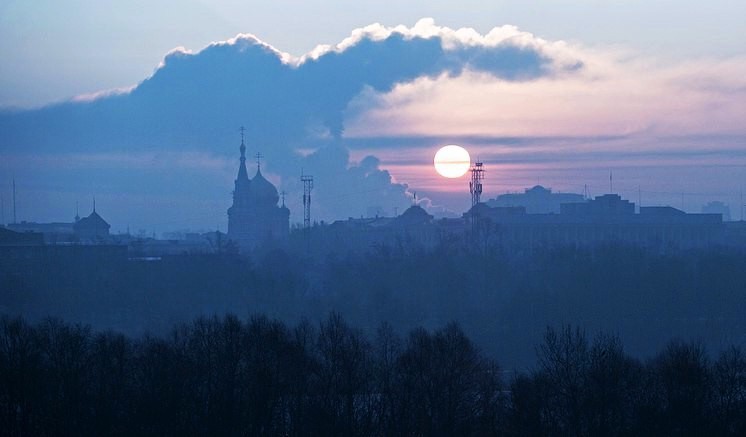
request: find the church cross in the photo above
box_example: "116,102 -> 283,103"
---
255,152 -> 264,169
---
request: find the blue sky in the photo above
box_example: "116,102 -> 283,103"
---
0,1 -> 745,232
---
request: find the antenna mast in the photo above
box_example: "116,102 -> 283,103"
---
12,179 -> 17,224
638,186 -> 642,213
470,161 -> 484,208
301,173 -> 314,229
469,161 -> 484,236
301,172 -> 314,251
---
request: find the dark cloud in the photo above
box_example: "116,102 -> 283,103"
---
0,21 -> 568,225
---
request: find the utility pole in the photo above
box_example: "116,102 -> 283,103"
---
638,186 -> 642,213
12,179 -> 17,224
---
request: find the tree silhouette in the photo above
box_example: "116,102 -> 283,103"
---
711,346 -> 746,435
1,314 -> 745,435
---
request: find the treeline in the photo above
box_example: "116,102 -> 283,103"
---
2,314 -> 745,436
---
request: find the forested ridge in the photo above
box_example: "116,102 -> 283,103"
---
3,243 -> 746,368
1,314 -> 745,436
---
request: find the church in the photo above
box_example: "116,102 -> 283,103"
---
227,131 -> 289,251
73,202 -> 111,241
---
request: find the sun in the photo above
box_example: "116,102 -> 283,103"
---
434,145 -> 471,178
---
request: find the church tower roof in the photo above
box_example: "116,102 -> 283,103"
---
229,127 -> 252,211
249,153 -> 279,206
236,126 -> 249,182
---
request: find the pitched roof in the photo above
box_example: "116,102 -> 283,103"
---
74,210 -> 110,230
396,205 -> 433,225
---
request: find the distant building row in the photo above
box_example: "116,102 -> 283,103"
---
310,192 -> 746,253
3,139 -> 743,255
5,205 -> 110,243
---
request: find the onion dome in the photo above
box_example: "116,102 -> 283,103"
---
249,167 -> 279,206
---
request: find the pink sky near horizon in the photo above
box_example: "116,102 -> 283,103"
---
340,44 -> 746,214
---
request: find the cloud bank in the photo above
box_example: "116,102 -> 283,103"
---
0,18 -> 577,226
1,18 -> 744,229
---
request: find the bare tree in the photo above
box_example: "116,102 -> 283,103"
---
0,317 -> 43,437
712,346 -> 746,435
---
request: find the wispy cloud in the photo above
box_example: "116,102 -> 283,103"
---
347,55 -> 746,139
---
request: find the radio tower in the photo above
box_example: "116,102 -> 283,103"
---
12,179 -> 17,224
301,171 -> 314,227
469,161 -> 484,235
470,161 -> 484,208
301,173 -> 314,229
301,172 -> 314,251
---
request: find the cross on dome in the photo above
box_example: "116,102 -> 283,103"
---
255,152 -> 264,170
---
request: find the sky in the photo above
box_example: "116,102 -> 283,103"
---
1,1 -> 745,232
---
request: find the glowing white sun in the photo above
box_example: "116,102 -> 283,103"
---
434,145 -> 471,178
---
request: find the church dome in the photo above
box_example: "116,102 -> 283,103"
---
249,168 -> 279,206
396,205 -> 433,225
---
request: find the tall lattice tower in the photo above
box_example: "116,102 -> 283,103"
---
301,172 -> 314,252
469,161 -> 484,236
301,173 -> 314,229
469,161 -> 484,208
